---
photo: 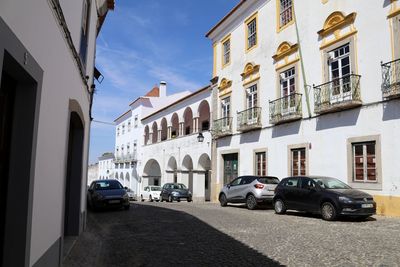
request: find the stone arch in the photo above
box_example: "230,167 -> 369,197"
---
120,172 -> 123,181
183,107 -> 193,135
125,173 -> 130,186
115,172 -> 118,179
160,117 -> 168,141
198,100 -> 210,131
167,156 -> 178,171
182,155 -> 193,171
171,113 -> 179,138
152,121 -> 158,143
197,153 -> 211,171
198,153 -> 211,201
144,125 -> 149,145
143,159 -> 161,186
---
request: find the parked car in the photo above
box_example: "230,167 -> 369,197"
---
273,176 -> 376,221
140,186 -> 162,202
219,175 -> 280,210
87,179 -> 130,210
125,187 -> 136,201
160,183 -> 192,202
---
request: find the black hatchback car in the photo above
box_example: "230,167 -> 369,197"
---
160,183 -> 192,202
87,179 -> 130,210
273,176 -> 376,221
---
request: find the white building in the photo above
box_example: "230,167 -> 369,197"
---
114,82 -> 191,197
0,0 -> 113,265
87,163 -> 99,186
98,153 -> 114,180
141,86 -> 212,201
206,0 -> 400,216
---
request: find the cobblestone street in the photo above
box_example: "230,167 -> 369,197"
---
64,202 -> 400,267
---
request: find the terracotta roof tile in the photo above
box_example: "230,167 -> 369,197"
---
145,86 -> 160,97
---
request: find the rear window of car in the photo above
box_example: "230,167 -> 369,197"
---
95,181 -> 122,190
151,186 -> 161,191
257,177 -> 279,184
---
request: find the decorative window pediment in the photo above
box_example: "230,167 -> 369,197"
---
318,11 -> 357,37
241,62 -> 260,78
272,42 -> 299,62
318,11 -> 357,50
218,78 -> 232,97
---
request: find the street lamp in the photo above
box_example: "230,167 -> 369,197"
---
197,132 -> 204,143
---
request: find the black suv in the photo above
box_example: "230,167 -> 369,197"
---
273,176 -> 376,221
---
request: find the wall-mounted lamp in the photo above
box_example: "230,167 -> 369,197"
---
197,132 -> 204,143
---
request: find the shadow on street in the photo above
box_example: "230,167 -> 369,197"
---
63,203 -> 283,267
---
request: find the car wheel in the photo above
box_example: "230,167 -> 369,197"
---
274,199 -> 286,214
168,195 -> 173,202
149,195 -> 153,202
321,202 -> 337,221
124,205 -> 130,210
219,194 -> 228,207
187,198 -> 192,202
177,199 -> 181,202
246,194 -> 257,210
140,195 -> 144,202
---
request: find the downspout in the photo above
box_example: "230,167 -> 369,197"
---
293,3 -> 312,118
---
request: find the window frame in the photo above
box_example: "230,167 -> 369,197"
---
245,12 -> 258,52
221,35 -> 231,68
347,135 -> 382,190
277,0 -> 294,32
287,143 -> 309,176
254,151 -> 267,176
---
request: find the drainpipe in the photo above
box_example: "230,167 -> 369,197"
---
293,3 -> 312,118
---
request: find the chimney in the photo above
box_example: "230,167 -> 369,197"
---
159,81 -> 167,97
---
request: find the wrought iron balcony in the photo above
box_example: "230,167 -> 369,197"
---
269,93 -> 302,125
212,117 -> 233,138
314,74 -> 362,114
237,107 -> 262,132
381,58 -> 400,99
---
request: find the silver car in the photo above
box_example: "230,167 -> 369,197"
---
219,176 -> 280,210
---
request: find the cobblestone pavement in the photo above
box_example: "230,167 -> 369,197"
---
64,202 -> 400,267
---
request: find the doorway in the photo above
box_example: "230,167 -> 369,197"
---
223,153 -> 238,185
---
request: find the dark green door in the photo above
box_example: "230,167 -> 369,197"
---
223,153 -> 238,185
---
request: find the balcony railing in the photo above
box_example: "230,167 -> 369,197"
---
314,74 -> 362,114
213,117 -> 233,138
115,152 -> 137,163
381,58 -> 400,99
237,107 -> 262,132
269,93 -> 302,125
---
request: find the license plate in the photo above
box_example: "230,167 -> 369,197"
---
362,203 -> 373,208
109,200 -> 120,204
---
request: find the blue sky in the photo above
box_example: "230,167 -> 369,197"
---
89,0 -> 240,163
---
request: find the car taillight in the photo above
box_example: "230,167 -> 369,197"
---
254,183 -> 264,189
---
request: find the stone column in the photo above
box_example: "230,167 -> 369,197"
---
167,126 -> 172,139
210,76 -> 219,202
149,132 -> 153,144
158,130 -> 162,142
179,122 -> 184,136
193,117 -> 199,133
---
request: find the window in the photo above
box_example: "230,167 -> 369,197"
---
255,152 -> 267,176
128,121 -> 131,132
280,67 -> 295,97
117,127 -> 120,136
230,177 -> 242,186
122,124 -> 125,134
247,18 -> 257,50
127,143 -> 130,154
221,97 -> 230,119
328,43 -> 351,100
133,140 -> 137,153
79,0 -> 90,66
283,177 -> 298,187
279,0 -> 293,28
222,38 -> 230,66
352,142 -> 376,182
134,115 -> 138,128
246,84 -> 257,109
291,148 -> 306,176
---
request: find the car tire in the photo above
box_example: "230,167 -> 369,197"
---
124,205 -> 130,210
321,202 -> 337,221
140,195 -> 144,202
149,195 -> 153,202
246,194 -> 257,210
274,199 -> 286,214
188,198 -> 192,202
168,195 -> 173,202
177,199 -> 181,202
219,194 -> 228,207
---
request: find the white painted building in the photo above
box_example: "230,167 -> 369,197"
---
206,0 -> 400,216
114,82 -> 191,197
141,86 -> 212,201
87,163 -> 99,186
0,0 -> 113,265
98,153 -> 114,180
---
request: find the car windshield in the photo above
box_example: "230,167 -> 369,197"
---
151,186 -> 161,191
312,177 -> 351,189
258,177 -> 279,184
171,184 -> 187,189
94,181 -> 123,190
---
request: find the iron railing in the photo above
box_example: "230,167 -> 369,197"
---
381,58 -> 400,98
213,117 -> 233,137
237,107 -> 262,131
269,93 -> 302,124
314,74 -> 361,113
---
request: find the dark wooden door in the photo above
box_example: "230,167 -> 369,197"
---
0,72 -> 16,263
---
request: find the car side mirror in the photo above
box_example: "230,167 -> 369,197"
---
227,184 -> 231,189
124,186 -> 128,190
